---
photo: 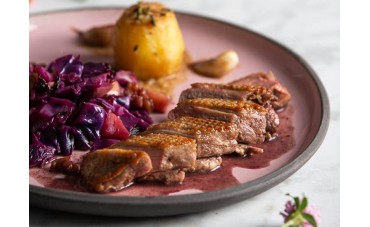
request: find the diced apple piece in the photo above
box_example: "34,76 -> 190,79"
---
146,89 -> 171,113
101,112 -> 130,140
94,81 -> 121,98
107,81 -> 121,96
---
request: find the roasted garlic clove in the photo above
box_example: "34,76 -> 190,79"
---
73,25 -> 115,47
189,50 -> 239,78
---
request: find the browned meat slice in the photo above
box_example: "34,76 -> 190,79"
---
184,157 -> 222,173
180,83 -> 276,106
230,71 -> 291,109
144,116 -> 239,158
80,148 -> 152,193
111,133 -> 196,172
178,83 -> 280,135
168,98 -> 269,144
137,170 -> 185,185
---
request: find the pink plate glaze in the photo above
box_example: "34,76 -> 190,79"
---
29,8 -> 329,217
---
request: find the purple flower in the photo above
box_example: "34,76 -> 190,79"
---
280,201 -> 296,223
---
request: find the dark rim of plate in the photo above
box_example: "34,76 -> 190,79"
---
29,7 -> 330,215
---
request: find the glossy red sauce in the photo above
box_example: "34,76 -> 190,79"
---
29,106 -> 295,196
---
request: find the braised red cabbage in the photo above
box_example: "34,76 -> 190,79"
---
29,55 -> 154,167
29,137 -> 56,167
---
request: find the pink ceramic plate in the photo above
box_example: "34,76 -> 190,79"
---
29,8 -> 329,217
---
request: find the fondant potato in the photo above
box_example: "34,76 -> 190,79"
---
114,2 -> 185,80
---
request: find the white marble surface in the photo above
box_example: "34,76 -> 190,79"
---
29,0 -> 339,226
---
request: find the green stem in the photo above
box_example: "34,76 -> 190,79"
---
281,211 -> 306,227
281,219 -> 297,227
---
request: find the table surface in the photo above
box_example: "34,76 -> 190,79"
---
29,0 -> 339,226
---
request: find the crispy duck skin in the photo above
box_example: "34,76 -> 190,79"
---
169,98 -> 269,144
230,71 -> 291,110
184,157 -> 222,173
144,116 -> 240,158
111,133 -> 196,172
80,148 -> 152,193
179,83 -> 277,106
168,104 -> 239,124
137,169 -> 185,185
177,97 -> 267,112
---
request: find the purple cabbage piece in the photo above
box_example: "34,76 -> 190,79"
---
34,65 -> 54,82
54,83 -> 83,100
29,142 -> 56,167
58,125 -> 74,156
82,62 -> 112,78
29,97 -> 74,128
72,102 -> 106,148
90,98 -> 115,113
74,103 -> 106,132
37,97 -> 75,120
118,107 -> 140,130
48,55 -> 81,75
116,96 -> 130,109
118,107 -> 150,131
84,73 -> 109,89
29,90 -> 49,105
47,55 -> 72,74
136,119 -> 150,130
79,126 -> 98,142
72,128 -> 91,151
53,111 -> 71,125
63,61 -> 84,76
131,110 -> 153,125
30,76 -> 51,102
92,139 -> 120,150
115,70 -> 137,87
60,72 -> 83,84
39,123 -> 60,151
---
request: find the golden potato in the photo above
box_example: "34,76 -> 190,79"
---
114,2 -> 185,80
